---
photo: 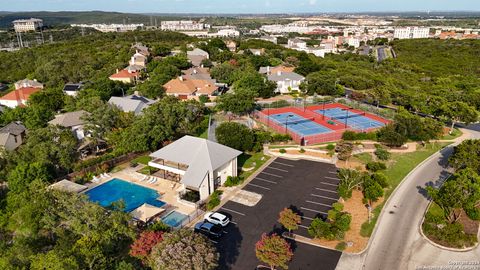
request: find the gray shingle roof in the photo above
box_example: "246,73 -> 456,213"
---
0,122 -> 26,136
149,135 -> 242,188
108,95 -> 155,115
267,72 -> 305,82
48,111 -> 88,127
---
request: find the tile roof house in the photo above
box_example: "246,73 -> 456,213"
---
109,69 -> 140,84
0,122 -> 26,151
48,110 -> 89,140
63,83 -> 84,97
148,135 -> 242,201
259,65 -> 295,75
187,48 -> 209,67
0,87 -> 41,108
267,71 -> 305,94
108,94 -> 156,115
163,76 -> 220,100
14,79 -> 44,90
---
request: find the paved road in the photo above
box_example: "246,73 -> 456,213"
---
337,128 -> 480,270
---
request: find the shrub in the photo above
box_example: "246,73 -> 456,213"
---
206,190 -> 223,210
342,131 -> 377,141
181,190 -> 200,203
366,162 -> 387,172
198,95 -> 210,103
308,218 -> 335,240
332,202 -> 344,212
130,160 -> 138,167
374,147 -> 391,161
224,176 -> 243,187
465,207 -> 480,221
372,172 -> 389,188
148,220 -> 171,232
299,148 -> 305,153
326,144 -> 335,151
335,242 -> 347,251
271,133 -> 291,142
279,149 -> 286,154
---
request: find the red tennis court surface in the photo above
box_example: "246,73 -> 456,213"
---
254,103 -> 390,145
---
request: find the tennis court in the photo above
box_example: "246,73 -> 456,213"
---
315,108 -> 385,130
269,112 -> 332,136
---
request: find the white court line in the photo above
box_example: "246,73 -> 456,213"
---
306,200 -> 332,207
260,171 -> 283,178
299,224 -> 309,229
267,166 -> 288,172
315,187 -> 337,193
221,207 -> 246,216
255,177 -> 277,184
324,176 -> 340,181
301,207 -> 328,215
311,194 -> 338,201
247,183 -> 271,190
320,182 -> 338,187
273,161 -> 294,167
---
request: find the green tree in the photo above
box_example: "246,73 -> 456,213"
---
377,124 -> 408,147
255,233 -> 293,270
148,229 -> 218,270
449,139 -> 480,172
337,168 -> 363,199
362,176 -> 384,206
216,90 -> 256,115
215,122 -> 254,152
278,208 -> 301,233
440,101 -> 478,133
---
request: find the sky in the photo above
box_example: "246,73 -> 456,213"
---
1,0 -> 479,13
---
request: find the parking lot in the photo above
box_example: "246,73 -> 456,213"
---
215,158 -> 342,270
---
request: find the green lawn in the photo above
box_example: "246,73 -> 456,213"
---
198,128 -> 209,139
441,128 -> 462,141
354,152 -> 373,164
131,155 -> 152,165
238,152 -> 271,180
360,142 -> 451,237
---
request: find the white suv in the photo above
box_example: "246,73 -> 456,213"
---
204,211 -> 230,227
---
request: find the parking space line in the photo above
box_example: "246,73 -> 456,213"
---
299,224 -> 309,229
247,183 -> 271,190
315,187 -> 337,193
221,207 -> 246,216
302,216 -> 314,221
320,182 -> 338,187
311,194 -> 338,201
260,171 -> 283,178
301,207 -> 328,215
306,200 -> 332,207
273,161 -> 294,167
324,176 -> 340,181
254,177 -> 277,184
328,171 -> 338,175
210,239 -> 218,244
267,166 -> 289,172
230,221 -> 237,225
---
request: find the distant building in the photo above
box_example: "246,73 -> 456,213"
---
0,122 -> 26,151
108,94 -> 156,115
70,24 -> 143,32
249,48 -> 265,56
259,36 -> 278,44
48,111 -> 89,140
347,37 -> 361,48
394,27 -> 430,39
267,71 -> 305,94
209,29 -> 240,38
288,38 -> 307,49
63,83 -> 84,97
14,79 -> 43,90
226,41 -> 237,52
160,20 -> 208,31
259,65 -> 295,75
13,18 -> 43,32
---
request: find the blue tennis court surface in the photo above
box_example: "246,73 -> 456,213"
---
315,108 -> 385,130
269,112 -> 331,136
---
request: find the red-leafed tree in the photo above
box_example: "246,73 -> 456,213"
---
255,233 -> 293,270
130,231 -> 164,260
278,208 -> 301,233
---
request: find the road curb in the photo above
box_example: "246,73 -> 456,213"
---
283,232 -> 341,252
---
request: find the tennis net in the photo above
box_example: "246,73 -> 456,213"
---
331,112 -> 365,120
279,117 -> 315,125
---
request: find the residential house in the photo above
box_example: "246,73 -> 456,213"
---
249,48 -> 265,56
267,71 -> 305,94
48,110 -> 89,140
0,122 -> 26,151
187,48 -> 209,67
259,36 -> 278,44
163,76 -> 220,100
108,93 -> 156,115
63,83 -> 83,97
129,51 -> 147,67
288,38 -> 307,49
226,41 -> 237,52
109,69 -> 140,84
14,79 -> 43,90
131,43 -> 150,57
259,65 -> 295,75
0,87 -> 41,108
148,135 -> 242,201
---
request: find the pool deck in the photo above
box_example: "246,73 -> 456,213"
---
84,166 -> 195,217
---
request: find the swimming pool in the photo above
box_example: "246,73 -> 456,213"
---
269,112 -> 332,136
85,178 -> 165,212
161,211 -> 188,227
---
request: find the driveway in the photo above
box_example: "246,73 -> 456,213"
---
336,128 -> 480,270
215,158 -> 342,270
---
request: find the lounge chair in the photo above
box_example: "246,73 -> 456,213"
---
92,176 -> 100,183
140,175 -> 147,181
146,177 -> 153,183
150,177 -> 157,184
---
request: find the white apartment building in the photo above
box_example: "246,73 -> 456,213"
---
70,24 -> 143,32
160,20 -> 208,31
394,27 -> 430,39
13,18 -> 43,32
208,29 -> 240,37
347,37 -> 361,48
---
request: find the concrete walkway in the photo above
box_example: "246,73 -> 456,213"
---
336,128 -> 480,270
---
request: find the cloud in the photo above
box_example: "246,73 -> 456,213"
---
309,0 -> 317,5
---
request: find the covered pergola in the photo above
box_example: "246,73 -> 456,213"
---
129,203 -> 165,223
48,179 -> 88,193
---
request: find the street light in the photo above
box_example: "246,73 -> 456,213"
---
285,114 -> 294,134
342,107 -> 352,129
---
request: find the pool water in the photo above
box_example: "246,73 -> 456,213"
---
85,178 -> 165,212
161,211 -> 188,227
